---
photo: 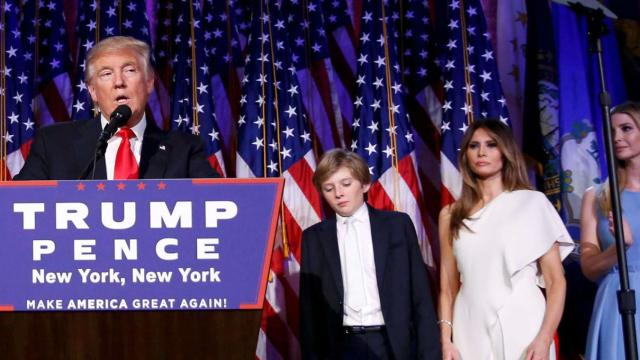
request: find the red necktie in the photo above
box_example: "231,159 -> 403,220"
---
114,127 -> 139,179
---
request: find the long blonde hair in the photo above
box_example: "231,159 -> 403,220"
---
599,101 -> 640,213
449,119 -> 531,239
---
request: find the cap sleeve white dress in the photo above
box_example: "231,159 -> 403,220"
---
452,190 -> 574,359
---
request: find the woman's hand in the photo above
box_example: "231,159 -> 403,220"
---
525,334 -> 551,360
608,212 -> 633,246
442,340 -> 461,360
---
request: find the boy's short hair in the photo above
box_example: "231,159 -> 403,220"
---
313,149 -> 371,191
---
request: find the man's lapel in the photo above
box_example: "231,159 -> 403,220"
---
139,121 -> 169,179
75,116 -> 106,179
319,218 -> 344,299
368,206 -> 388,292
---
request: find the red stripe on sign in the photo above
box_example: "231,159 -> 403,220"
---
0,180 -> 58,187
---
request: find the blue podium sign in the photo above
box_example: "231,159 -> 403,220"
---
0,178 -> 283,312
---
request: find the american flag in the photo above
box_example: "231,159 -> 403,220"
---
165,0 -> 226,176
154,0 -> 177,129
315,1 -> 437,265
2,0 -> 36,180
24,0 -> 74,128
320,0 -> 358,150
398,0 -> 442,251
235,1 -> 323,359
3,0 -> 76,179
286,0 -> 345,154
439,0 -> 510,204
200,0 -> 243,176
71,0 -> 115,121
350,0 -> 433,265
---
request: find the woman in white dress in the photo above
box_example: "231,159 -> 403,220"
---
438,119 -> 574,360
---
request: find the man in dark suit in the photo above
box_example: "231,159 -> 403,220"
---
300,149 -> 441,359
15,36 -> 217,180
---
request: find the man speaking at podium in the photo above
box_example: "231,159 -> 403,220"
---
15,36 -> 218,181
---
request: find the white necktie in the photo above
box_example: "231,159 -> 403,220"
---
344,217 -> 366,311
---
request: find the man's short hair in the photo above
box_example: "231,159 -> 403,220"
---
313,149 -> 371,191
85,36 -> 153,83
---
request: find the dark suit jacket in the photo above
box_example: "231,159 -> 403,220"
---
300,206 -> 441,359
14,116 -> 219,180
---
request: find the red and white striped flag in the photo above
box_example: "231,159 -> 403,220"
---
234,2 -> 323,358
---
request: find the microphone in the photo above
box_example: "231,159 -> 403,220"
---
97,104 -> 132,146
80,104 -> 133,179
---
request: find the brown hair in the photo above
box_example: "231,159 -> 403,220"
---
85,36 -> 153,83
449,119 -> 531,239
313,149 -> 371,191
599,101 -> 640,213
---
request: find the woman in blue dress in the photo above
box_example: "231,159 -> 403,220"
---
582,101 -> 640,359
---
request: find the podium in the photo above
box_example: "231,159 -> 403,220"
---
0,179 -> 284,359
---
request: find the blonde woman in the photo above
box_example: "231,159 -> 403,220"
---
582,101 -> 640,359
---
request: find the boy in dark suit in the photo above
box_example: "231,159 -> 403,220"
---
300,149 -> 441,359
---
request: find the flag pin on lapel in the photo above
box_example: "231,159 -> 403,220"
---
159,145 -> 166,151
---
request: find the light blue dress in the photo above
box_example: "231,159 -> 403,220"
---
585,189 -> 640,359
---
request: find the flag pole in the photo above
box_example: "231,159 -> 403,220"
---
188,0 -> 199,133
458,0 -> 474,125
264,1 -> 290,257
590,14 -> 638,360
0,0 -> 6,181
559,2 -> 638,358
32,0 -> 40,125
379,0 -> 401,209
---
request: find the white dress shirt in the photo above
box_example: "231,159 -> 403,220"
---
101,114 -> 146,180
336,203 -> 385,326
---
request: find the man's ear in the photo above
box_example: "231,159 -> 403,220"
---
145,71 -> 155,95
87,83 -> 97,102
